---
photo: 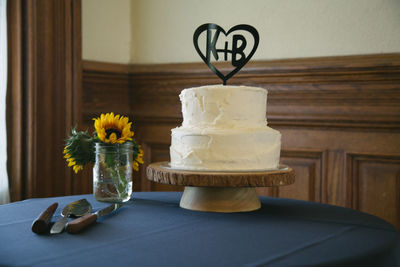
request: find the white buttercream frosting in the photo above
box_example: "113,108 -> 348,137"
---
180,84 -> 268,128
170,85 -> 281,171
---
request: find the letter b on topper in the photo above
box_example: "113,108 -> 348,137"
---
193,23 -> 259,85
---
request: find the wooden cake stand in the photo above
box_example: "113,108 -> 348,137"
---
146,162 -> 295,213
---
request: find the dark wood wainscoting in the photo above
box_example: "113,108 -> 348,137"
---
82,54 -> 400,229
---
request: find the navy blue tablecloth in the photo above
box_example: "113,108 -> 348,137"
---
0,192 -> 399,267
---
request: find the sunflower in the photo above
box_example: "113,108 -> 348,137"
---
64,148 -> 84,173
93,112 -> 134,144
64,113 -> 143,174
133,147 -> 144,171
63,129 -> 95,173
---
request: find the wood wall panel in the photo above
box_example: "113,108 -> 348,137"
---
134,120 -> 181,192
278,150 -> 323,202
7,0 -> 82,200
81,63 -> 131,125
325,150 -> 347,207
348,154 -> 400,228
82,54 -> 400,229
141,142 -> 183,192
257,150 -> 324,201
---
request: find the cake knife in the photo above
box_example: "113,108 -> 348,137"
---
65,203 -> 122,234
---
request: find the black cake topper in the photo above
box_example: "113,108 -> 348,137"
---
193,23 -> 259,85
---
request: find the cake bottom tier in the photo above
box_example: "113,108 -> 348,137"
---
170,126 -> 281,171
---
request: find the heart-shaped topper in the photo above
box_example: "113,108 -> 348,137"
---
193,23 -> 259,85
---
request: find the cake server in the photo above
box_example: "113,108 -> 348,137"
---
50,199 -> 92,234
65,203 -> 122,234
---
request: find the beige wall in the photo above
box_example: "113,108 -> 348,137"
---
82,0 -> 132,64
83,0 -> 400,64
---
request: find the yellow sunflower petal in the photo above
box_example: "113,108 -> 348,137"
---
109,112 -> 115,124
73,165 -> 79,173
94,119 -> 100,131
133,161 -> 139,171
97,130 -> 106,142
122,125 -> 133,137
121,117 -> 129,127
103,113 -> 109,126
68,160 -> 76,167
111,112 -> 116,124
73,165 -> 83,173
114,115 -> 120,125
109,133 -> 117,143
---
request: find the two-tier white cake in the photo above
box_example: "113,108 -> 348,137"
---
170,84 -> 281,171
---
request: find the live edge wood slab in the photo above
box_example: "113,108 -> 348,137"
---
146,162 -> 295,213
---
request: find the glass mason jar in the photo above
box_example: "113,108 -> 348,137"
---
93,142 -> 133,203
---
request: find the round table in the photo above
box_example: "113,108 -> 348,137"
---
0,192 -> 398,266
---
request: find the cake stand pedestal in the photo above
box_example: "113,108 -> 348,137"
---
146,162 -> 295,213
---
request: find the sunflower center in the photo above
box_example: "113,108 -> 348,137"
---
105,128 -> 122,139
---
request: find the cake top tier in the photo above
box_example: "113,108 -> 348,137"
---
180,85 -> 268,129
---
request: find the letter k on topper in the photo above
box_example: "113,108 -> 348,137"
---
193,24 -> 259,85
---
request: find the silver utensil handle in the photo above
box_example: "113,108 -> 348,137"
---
50,216 -> 68,234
